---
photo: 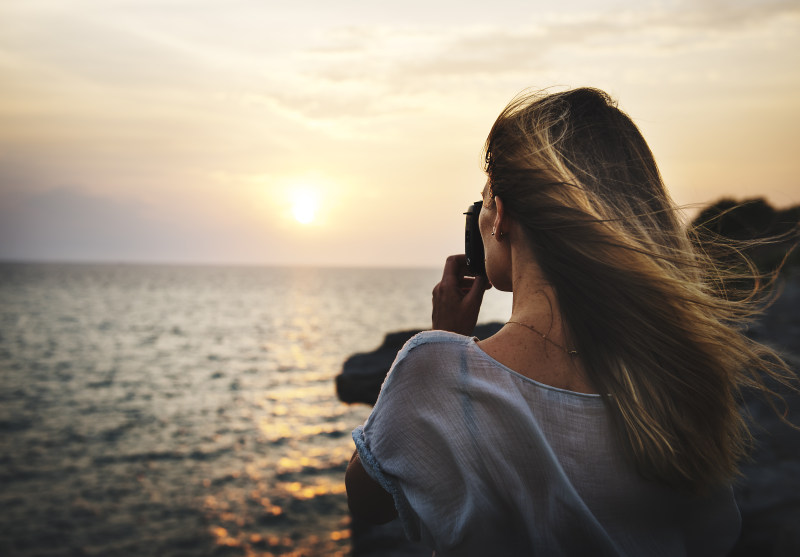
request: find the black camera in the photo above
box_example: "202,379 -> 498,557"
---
464,201 -> 485,277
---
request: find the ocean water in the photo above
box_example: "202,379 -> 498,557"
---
0,263 -> 512,556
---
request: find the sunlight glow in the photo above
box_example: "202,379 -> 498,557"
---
2,2 -> 798,265
291,189 -> 319,225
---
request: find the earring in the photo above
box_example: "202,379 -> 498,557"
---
491,230 -> 495,236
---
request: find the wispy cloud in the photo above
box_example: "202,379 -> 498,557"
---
264,0 -> 800,123
0,0 -> 797,264
3,0 -> 797,125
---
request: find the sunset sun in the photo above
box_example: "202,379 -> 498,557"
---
290,188 -> 319,225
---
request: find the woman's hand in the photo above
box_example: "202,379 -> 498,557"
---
431,255 -> 491,335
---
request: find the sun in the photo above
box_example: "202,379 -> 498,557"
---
290,188 -> 319,225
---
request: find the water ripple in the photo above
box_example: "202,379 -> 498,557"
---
0,263 -> 512,556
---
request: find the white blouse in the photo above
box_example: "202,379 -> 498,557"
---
353,330 -> 740,556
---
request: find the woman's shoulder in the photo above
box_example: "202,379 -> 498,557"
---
383,330 -> 475,387
395,330 -> 479,365
402,329 -> 474,352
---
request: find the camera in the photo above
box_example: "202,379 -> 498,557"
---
464,201 -> 485,277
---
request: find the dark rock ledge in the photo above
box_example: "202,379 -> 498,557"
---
337,277 -> 800,556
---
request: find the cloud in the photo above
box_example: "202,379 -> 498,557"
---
665,0 -> 799,30
1,13 -> 202,90
401,1 -> 799,78
5,0 -> 796,133
0,188 -> 243,263
0,1 -> 797,268
235,0 -> 799,129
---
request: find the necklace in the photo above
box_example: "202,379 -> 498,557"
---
506,320 -> 579,357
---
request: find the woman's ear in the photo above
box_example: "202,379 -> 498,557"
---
493,196 -> 507,237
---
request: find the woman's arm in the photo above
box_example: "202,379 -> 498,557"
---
345,450 -> 398,524
346,255 -> 484,525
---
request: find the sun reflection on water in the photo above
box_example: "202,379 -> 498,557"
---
196,289 -> 371,556
202,471 -> 355,555
0,265 -> 475,555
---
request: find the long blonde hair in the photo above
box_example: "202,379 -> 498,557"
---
484,87 -> 797,493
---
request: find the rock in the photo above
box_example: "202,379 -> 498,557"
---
733,274 -> 800,556
335,323 -> 503,406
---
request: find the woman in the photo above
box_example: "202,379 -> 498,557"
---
345,88 -> 795,555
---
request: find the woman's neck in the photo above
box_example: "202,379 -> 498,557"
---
508,248 -> 568,344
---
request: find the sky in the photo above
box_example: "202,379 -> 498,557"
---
1,0 -> 798,267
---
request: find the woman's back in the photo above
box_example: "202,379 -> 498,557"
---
353,331 -> 741,556
347,87 -> 794,555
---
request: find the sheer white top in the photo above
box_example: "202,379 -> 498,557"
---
353,330 -> 740,556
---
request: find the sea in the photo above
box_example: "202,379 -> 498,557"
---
0,263 -> 512,557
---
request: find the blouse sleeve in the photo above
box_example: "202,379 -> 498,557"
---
351,333 -> 485,548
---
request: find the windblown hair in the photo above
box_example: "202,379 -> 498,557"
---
483,87 -> 797,493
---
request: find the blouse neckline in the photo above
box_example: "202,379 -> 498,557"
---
468,335 -> 604,399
